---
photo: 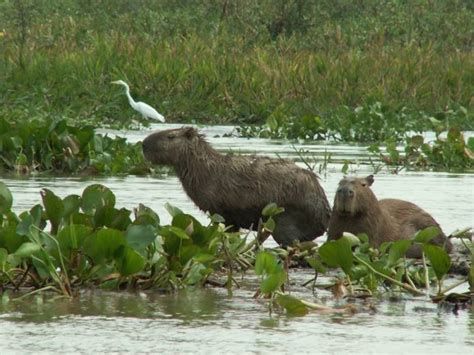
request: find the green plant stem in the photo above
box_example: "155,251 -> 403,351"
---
12,285 -> 64,300
422,251 -> 430,292
353,254 -> 424,296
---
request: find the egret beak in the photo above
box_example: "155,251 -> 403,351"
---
111,81 -> 120,85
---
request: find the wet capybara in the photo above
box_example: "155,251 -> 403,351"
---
142,127 -> 331,246
327,175 -> 452,258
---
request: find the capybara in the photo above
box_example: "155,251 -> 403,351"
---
327,175 -> 452,258
142,127 -> 331,246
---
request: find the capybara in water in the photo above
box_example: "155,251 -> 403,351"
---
142,127 -> 331,246
327,175 -> 452,258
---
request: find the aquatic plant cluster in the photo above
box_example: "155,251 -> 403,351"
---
0,183 -> 472,313
0,117 -> 153,175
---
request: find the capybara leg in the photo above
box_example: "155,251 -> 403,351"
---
273,212 -> 314,246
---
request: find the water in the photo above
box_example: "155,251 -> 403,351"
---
1,124 -> 473,353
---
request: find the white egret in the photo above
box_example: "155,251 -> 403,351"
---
111,80 -> 165,122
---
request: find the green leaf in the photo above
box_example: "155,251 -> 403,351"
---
423,244 -> 451,281
263,217 -> 276,232
115,245 -> 145,276
262,203 -> 285,217
41,189 -> 64,233
185,262 -> 207,285
388,239 -> 412,266
57,224 -> 91,258
0,182 -> 13,214
413,226 -> 441,244
165,202 -> 184,217
209,213 -> 225,224
255,251 -> 279,275
276,294 -> 309,316
125,225 -> 156,255
319,238 -> 353,275
260,271 -> 286,293
14,242 -> 41,258
81,184 -> 115,215
63,195 -> 81,219
169,226 -> 190,240
84,228 -> 126,264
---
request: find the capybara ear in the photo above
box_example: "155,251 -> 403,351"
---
183,127 -> 197,139
365,175 -> 375,186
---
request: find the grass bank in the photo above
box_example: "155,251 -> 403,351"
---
0,0 -> 472,129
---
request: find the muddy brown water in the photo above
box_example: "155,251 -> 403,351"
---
1,124 -> 473,353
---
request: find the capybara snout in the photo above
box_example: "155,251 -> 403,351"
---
333,175 -> 375,216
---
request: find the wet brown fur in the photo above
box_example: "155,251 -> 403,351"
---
327,175 -> 452,258
142,127 -> 331,246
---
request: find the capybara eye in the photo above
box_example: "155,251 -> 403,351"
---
167,134 -> 175,140
361,183 -> 367,187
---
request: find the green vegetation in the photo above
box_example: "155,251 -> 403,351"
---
1,183 -> 471,314
0,0 -> 472,128
0,117 -> 154,175
369,127 -> 474,171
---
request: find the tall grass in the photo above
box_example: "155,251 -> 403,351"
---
0,0 -> 472,126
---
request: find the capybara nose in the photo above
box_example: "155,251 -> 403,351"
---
337,186 -> 354,198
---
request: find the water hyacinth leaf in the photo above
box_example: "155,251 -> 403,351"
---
134,203 -> 160,226
115,245 -> 145,276
14,242 -> 41,258
260,271 -> 286,293
423,244 -> 451,281
84,228 -> 126,264
388,239 -> 412,266
172,213 -> 197,234
63,195 -> 81,219
40,189 -> 64,233
165,202 -> 184,217
413,226 -> 440,244
263,217 -> 276,232
57,224 -> 91,257
276,294 -> 309,316
193,253 -> 216,264
262,203 -> 285,217
319,238 -> 353,275
341,232 -> 361,247
255,251 -> 279,275
0,182 -> 13,214
81,184 -> 115,215
0,224 -> 26,253
125,224 -> 156,255
185,262 -> 207,285
169,226 -> 191,240
209,213 -> 225,224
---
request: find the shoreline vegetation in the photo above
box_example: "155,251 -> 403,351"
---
0,1 -> 472,129
0,182 -> 472,315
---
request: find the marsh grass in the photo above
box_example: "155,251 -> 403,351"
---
0,0 -> 472,127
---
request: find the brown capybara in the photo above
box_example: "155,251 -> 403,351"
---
327,175 -> 452,258
142,127 -> 331,246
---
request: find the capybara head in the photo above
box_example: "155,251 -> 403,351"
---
142,127 -> 201,166
333,175 -> 376,215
